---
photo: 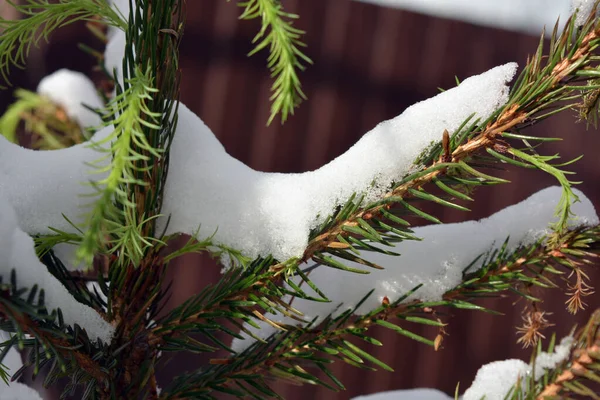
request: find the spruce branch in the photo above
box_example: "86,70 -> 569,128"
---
520,308 -> 600,400
236,0 -> 312,125
537,310 -> 600,400
159,224 -> 600,399
124,0 -> 183,238
298,9 -> 600,271
100,0 -> 185,397
0,0 -> 127,85
77,67 -> 163,268
0,279 -> 109,386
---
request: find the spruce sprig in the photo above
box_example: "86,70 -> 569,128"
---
77,66 -> 162,268
237,0 -> 312,125
0,0 -> 127,85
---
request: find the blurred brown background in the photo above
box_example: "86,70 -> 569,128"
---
1,0 -> 599,399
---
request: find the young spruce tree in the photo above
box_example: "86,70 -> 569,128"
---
0,0 -> 599,399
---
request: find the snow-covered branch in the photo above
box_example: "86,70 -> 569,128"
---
230,186 -> 598,351
0,193 -> 113,342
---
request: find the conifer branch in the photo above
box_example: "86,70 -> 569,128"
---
159,224 -> 600,398
0,301 -> 108,382
0,0 -> 127,85
0,271 -> 109,387
78,67 -> 162,267
100,1 -> 185,397
236,0 -> 312,125
300,10 -> 600,269
537,309 -> 600,399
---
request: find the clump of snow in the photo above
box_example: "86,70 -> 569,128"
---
37,69 -> 104,130
463,359 -> 530,400
0,384 -> 43,400
0,194 -> 114,342
356,0 -> 571,37
532,335 -> 574,378
463,335 -> 575,400
336,334 -> 576,400
230,187 -> 597,352
0,126 -> 112,236
571,0 -> 597,26
0,333 -> 43,400
18,24 -> 516,264
104,30 -> 126,87
352,388 -> 452,400
160,63 -> 518,261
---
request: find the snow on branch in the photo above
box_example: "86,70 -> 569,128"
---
0,194 -> 114,342
351,335 -> 575,400
571,0 -> 599,26
463,336 -> 574,400
0,333 -> 43,400
37,69 -> 104,131
0,126 -> 112,236
101,0 -> 518,261
0,62 -> 517,264
159,64 -> 517,261
230,187 -> 598,351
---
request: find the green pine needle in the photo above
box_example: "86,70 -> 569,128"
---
237,0 -> 312,125
0,0 -> 127,86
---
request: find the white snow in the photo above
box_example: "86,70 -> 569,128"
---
0,126 -> 112,236
463,335 -> 575,400
532,335 -> 574,378
37,69 -> 104,130
355,0 -> 570,36
0,194 -> 114,342
0,384 -> 43,400
345,335 -> 575,400
571,0 -> 597,26
230,186 -> 598,351
104,29 -> 126,87
463,359 -> 530,400
0,333 -> 43,400
352,388 -> 452,400
102,0 -> 517,262
160,63 -> 517,261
